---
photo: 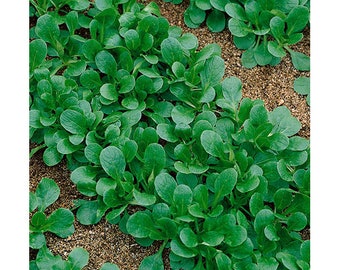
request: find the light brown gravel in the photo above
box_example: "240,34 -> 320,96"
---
29,0 -> 310,269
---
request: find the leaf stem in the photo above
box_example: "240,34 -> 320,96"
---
30,144 -> 47,158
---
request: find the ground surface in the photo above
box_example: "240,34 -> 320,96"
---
29,1 -> 310,269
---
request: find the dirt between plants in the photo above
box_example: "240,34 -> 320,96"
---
29,0 -> 310,269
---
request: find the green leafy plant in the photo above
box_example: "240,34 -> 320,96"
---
29,178 -> 120,270
163,0 -> 310,71
29,245 -> 120,270
30,246 -> 89,270
124,77 -> 310,269
29,0 -> 310,269
29,178 -> 75,249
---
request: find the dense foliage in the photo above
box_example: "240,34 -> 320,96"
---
163,0 -> 310,71
29,0 -> 310,269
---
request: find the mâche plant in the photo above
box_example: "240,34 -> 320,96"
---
163,0 -> 310,71
29,178 -> 120,270
29,0 -> 310,268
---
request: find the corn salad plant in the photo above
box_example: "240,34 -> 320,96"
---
163,0 -> 310,71
29,0 -> 310,269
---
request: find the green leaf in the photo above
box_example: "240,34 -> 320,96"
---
214,168 -> 238,200
95,50 -> 117,77
161,37 -> 184,65
85,143 -> 103,165
35,14 -> 60,43
225,225 -> 247,247
225,3 -> 247,21
57,138 -> 81,154
121,110 -> 142,127
288,136 -> 309,151
138,16 -> 159,35
268,41 -> 286,58
170,239 -> 197,258
221,76 -> 243,111
286,6 -> 309,34
200,55 -> 225,89
80,70 -> 102,88
269,133 -> 289,151
30,192 -> 38,213
201,231 -> 224,246
43,147 -> 63,166
121,140 -> 138,163
241,49 -> 257,68
249,105 -> 268,126
157,217 -> 178,239
249,192 -> 264,216
143,143 -> 166,178
201,130 -> 225,158
156,123 -> 178,143
106,205 -> 127,224
228,18 -> 250,37
206,10 -> 226,32
35,245 -> 61,269
236,176 -> 260,193
68,248 -> 89,270
94,0 -> 112,11
287,212 -> 307,231
254,42 -> 273,66
31,212 -> 47,230
269,106 -> 301,136
29,232 -> 46,249
60,109 -> 87,135
254,209 -> 275,234
69,0 -> 90,10
100,83 -> 118,102
71,166 -> 97,186
276,252 -> 299,270
233,33 -> 256,50
257,256 -> 279,270
75,200 -> 105,225
100,146 -> 126,179
245,0 -> 261,23
65,11 -> 78,35
35,178 -> 60,211
121,96 -> 139,110
274,188 -> 293,210
294,77 -> 310,104
264,224 -> 280,241
211,0 -> 227,11
171,105 -> 195,125
132,189 -> 156,206
289,50 -> 310,71
195,0 -> 211,10
270,16 -> 285,41
139,252 -> 164,270
82,39 -> 102,61
155,173 -> 177,204
30,39 -> 47,72
186,4 -> 206,25
126,212 -> 154,238
173,184 -> 193,216
47,208 -> 75,237
300,240 -> 310,262
65,60 -> 87,77
178,33 -> 198,50
180,227 -> 198,248
215,253 -> 232,270
282,150 -> 308,166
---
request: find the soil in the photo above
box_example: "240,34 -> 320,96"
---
29,0 -> 310,269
